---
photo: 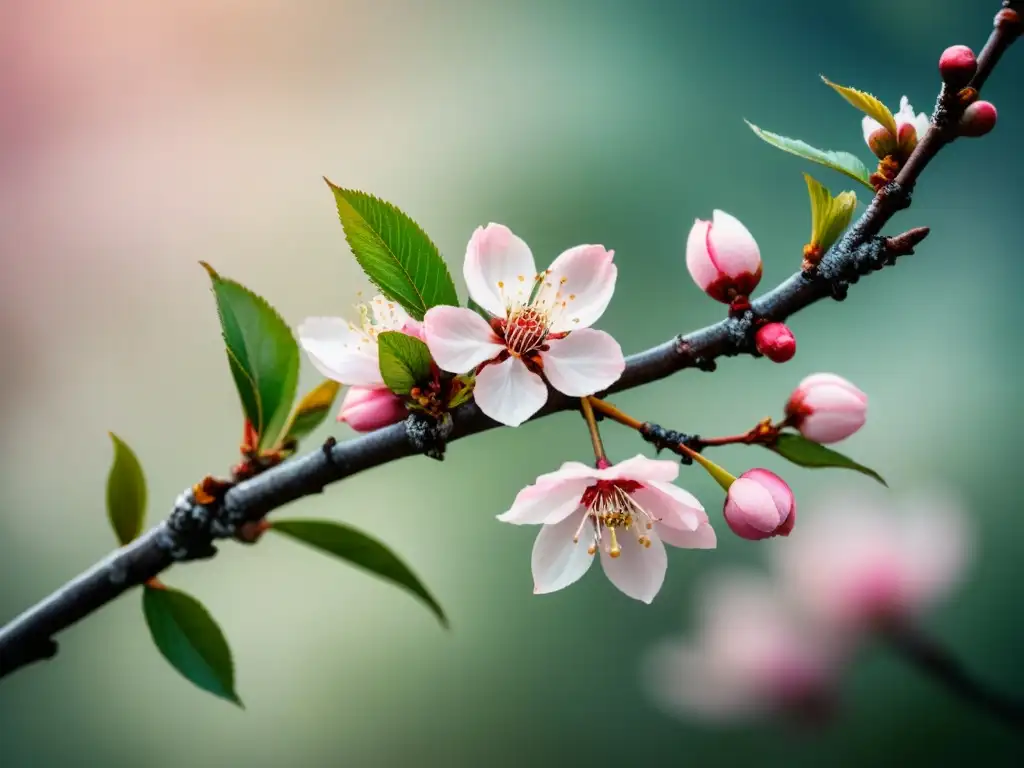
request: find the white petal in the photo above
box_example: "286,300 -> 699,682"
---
862,114 -> 884,144
656,521 -> 717,550
534,245 -> 617,332
601,455 -> 679,484
599,528 -> 668,604
633,482 -> 705,532
498,476 -> 590,525
298,316 -> 382,386
540,329 -> 625,397
422,306 -> 505,374
474,356 -> 548,427
532,509 -> 596,595
368,295 -> 410,330
463,223 -> 537,317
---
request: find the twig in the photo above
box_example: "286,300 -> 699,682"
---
882,620 -> 1024,731
0,3 -> 1019,681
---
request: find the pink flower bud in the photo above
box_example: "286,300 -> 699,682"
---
958,100 -> 997,138
686,210 -> 762,303
755,322 -> 796,363
938,45 -> 977,88
337,385 -> 408,432
723,469 -> 795,541
785,373 -> 867,444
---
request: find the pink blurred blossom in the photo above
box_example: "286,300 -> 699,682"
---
644,572 -> 845,722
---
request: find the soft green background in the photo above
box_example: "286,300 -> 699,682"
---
1,0 -> 1021,765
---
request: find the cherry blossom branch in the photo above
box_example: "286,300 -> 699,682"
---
882,621 -> 1024,731
0,2 -> 1019,682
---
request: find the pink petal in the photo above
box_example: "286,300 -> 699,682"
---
657,521 -> 717,550
634,481 -> 705,531
707,210 -> 761,279
298,316 -> 382,387
532,509 -> 596,595
599,527 -> 667,604
422,306 -> 505,374
685,219 -> 717,292
726,478 -> 783,533
540,329 -> 625,397
800,410 -> 867,444
463,223 -> 537,318
337,386 -> 408,432
368,295 -> 411,330
534,245 -> 617,332
474,355 -> 548,427
601,455 -> 679,484
497,475 -> 590,525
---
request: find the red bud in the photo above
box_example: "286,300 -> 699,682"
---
938,45 -> 977,88
755,322 -> 796,363
959,100 -> 997,137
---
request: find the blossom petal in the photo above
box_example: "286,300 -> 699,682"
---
532,509 -> 596,595
634,481 -> 705,532
656,521 -> 717,550
423,306 -> 505,374
535,245 -> 617,332
599,528 -> 668,604
369,295 -> 410,330
474,356 -> 548,427
601,455 -> 679,484
464,223 -> 537,317
862,114 -> 885,144
298,316 -> 382,387
498,476 -> 590,525
726,477 -> 783,533
540,329 -> 625,396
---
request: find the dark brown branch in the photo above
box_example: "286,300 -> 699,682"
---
0,3 -> 1019,681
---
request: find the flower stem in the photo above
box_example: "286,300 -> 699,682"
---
579,397 -> 608,466
586,397 -> 737,489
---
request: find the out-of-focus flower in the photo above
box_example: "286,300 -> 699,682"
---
755,322 -> 796,363
785,373 -> 867,444
299,295 -> 423,430
771,487 -> 970,631
723,469 -> 795,541
423,224 -> 624,427
685,210 -> 762,303
644,572 -> 845,722
336,385 -> 407,432
498,455 -> 715,603
862,96 -> 930,159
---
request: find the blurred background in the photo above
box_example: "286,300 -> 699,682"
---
1,0 -> 1022,765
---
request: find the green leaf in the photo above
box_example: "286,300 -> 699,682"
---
106,432 -> 147,545
821,76 -> 898,139
377,331 -> 433,396
745,120 -> 874,189
142,585 -> 241,706
280,379 -> 342,447
771,433 -> 886,486
326,181 -> 459,321
271,519 -> 447,627
804,174 -> 858,253
201,262 -> 300,451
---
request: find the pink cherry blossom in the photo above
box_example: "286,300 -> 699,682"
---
723,469 -> 795,541
423,224 -> 625,427
336,385 -> 408,432
498,455 -> 715,603
862,96 -> 930,158
298,295 -> 419,388
771,486 -> 970,631
685,210 -> 762,304
644,571 -> 845,722
785,372 -> 867,444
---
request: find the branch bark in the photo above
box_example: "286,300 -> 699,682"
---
0,3 -> 1020,680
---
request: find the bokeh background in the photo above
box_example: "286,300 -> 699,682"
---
2,0 -> 1022,765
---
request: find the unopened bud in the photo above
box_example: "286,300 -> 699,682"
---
685,210 -> 762,304
938,45 -> 977,89
723,468 -> 796,541
755,322 -> 796,363
338,385 -> 408,432
785,373 -> 867,444
958,100 -> 997,138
